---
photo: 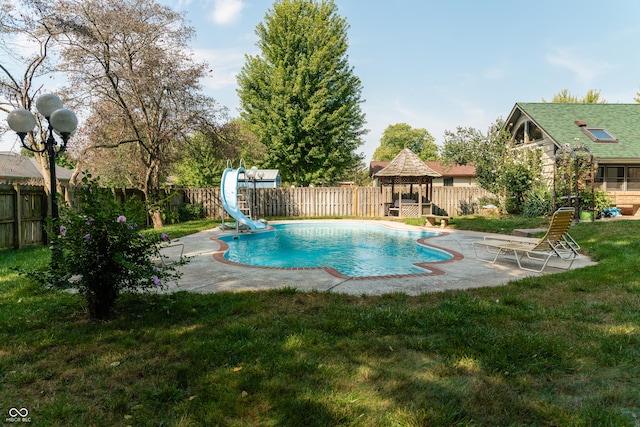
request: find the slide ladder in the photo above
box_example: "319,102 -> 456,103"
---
220,167 -> 267,230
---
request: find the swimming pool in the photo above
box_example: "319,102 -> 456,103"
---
216,221 -> 454,278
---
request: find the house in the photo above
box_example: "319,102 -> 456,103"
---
505,103 -> 640,214
369,160 -> 477,187
237,169 -> 281,188
0,151 -> 74,184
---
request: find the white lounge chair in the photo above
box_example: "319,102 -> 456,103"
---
472,207 -> 580,272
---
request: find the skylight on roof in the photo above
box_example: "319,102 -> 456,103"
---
583,127 -> 617,142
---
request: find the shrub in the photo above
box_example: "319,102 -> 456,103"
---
580,189 -> 613,213
122,197 -> 148,227
522,186 -> 553,218
179,203 -> 206,222
458,199 -> 478,215
31,174 -> 186,320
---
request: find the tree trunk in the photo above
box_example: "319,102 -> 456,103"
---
150,210 -> 164,229
85,282 -> 118,320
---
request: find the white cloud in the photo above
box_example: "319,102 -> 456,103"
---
172,0 -> 192,10
194,47 -> 249,89
546,47 -> 614,85
210,0 -> 245,25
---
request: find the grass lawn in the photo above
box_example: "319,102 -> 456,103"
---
1,217 -> 639,426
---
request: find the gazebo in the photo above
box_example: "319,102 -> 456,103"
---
374,148 -> 441,217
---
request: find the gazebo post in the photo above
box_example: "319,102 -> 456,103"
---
418,181 -> 423,216
429,182 -> 433,214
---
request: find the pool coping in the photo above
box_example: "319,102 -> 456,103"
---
210,226 -> 465,280
164,219 -> 597,296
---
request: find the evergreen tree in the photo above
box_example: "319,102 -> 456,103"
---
237,0 -> 367,186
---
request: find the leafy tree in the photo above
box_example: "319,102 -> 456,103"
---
19,147 -> 77,170
441,119 -> 541,213
543,89 -> 606,103
0,0 -> 69,206
501,148 -> 543,214
30,173 -> 186,320
172,120 -> 266,187
237,0 -> 367,186
372,123 -> 439,161
442,124 -> 505,195
52,0 -> 222,227
439,126 -> 484,166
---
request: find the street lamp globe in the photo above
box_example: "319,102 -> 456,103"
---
36,93 -> 64,118
7,109 -> 37,134
50,108 -> 78,134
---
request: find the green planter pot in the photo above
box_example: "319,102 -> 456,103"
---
579,211 -> 594,221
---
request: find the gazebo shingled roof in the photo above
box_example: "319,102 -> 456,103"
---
374,148 -> 441,184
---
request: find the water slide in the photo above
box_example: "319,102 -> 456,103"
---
220,167 -> 267,230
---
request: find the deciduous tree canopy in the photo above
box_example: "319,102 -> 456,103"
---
543,89 -> 606,104
0,0 -> 66,201
372,123 -> 439,161
237,0 -> 367,186
172,120 -> 266,188
441,120 -> 541,213
53,0 -> 222,226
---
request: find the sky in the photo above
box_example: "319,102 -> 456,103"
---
3,0 -> 640,163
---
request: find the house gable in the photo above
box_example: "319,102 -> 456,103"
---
506,103 -> 640,161
505,103 -> 640,212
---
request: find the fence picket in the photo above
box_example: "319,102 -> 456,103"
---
1,184 -> 494,249
1,184 -> 47,250
179,185 -> 492,220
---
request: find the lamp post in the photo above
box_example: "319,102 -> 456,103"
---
6,94 -> 78,224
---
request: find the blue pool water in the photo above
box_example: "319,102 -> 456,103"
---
217,222 -> 452,277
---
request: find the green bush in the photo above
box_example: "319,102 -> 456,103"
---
580,189 -> 613,213
29,174 -> 187,320
522,186 -> 553,218
179,203 -> 206,222
122,197 -> 148,227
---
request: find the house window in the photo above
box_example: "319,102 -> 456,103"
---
583,127 -> 617,142
513,121 -> 543,144
443,178 -> 454,187
529,123 -> 543,141
628,167 -> 640,190
595,165 -> 640,191
605,166 -> 625,191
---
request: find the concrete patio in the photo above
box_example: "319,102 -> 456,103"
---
163,220 -> 596,296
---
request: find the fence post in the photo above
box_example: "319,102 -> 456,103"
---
14,184 -> 22,249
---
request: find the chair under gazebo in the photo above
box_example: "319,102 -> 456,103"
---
374,148 -> 442,218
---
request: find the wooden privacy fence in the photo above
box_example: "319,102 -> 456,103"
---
1,184 -> 493,249
179,186 -> 494,219
0,184 -> 47,250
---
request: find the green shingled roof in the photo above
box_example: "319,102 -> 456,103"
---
514,103 -> 640,160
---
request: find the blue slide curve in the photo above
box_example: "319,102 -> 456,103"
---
221,167 -> 267,230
